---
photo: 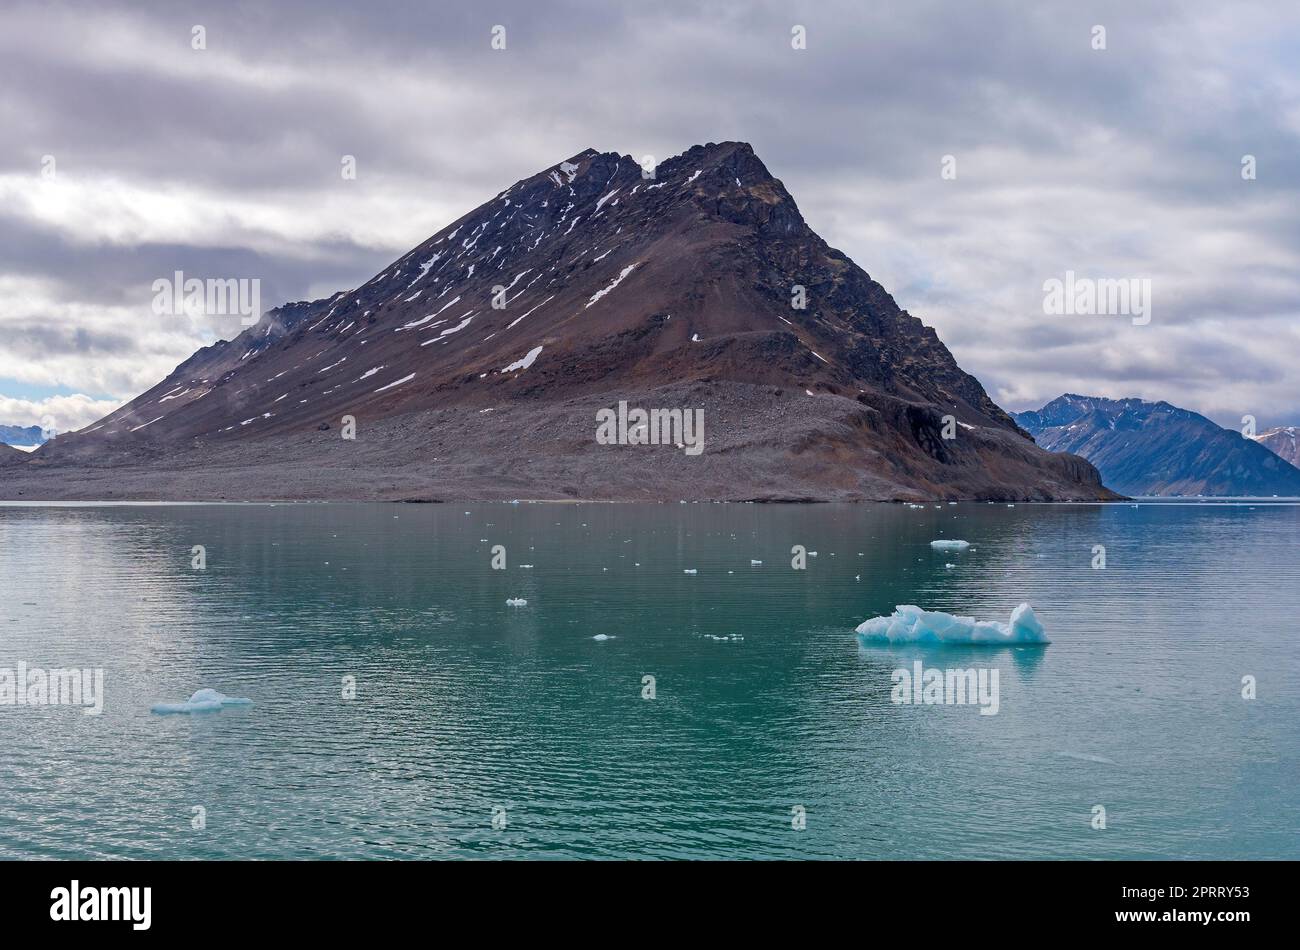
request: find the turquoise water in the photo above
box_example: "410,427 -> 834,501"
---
0,501 -> 1295,859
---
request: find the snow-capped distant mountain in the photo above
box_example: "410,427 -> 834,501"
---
1015,395 -> 1300,496
0,424 -> 45,451
1251,426 -> 1300,467
17,142 -> 1111,501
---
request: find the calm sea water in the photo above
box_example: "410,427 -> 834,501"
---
0,500 -> 1295,860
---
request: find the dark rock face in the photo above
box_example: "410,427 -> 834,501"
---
13,142 -> 1113,501
1015,394 -> 1300,497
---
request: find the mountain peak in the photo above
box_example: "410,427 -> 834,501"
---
26,142 -> 1113,502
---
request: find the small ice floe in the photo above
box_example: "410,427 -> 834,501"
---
151,688 -> 252,715
506,598 -> 528,607
750,559 -> 763,565
856,603 -> 1049,645
944,563 -> 956,569
808,551 -> 818,557
704,634 -> 744,642
683,569 -> 698,574
1056,750 -> 1116,765
519,564 -> 534,569
929,539 -> 970,551
592,634 -> 615,641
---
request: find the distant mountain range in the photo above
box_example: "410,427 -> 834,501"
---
0,424 -> 44,450
2,142 -> 1112,502
1014,395 -> 1300,497
1251,426 -> 1300,467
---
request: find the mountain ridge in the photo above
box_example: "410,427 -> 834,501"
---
7,142 -> 1112,502
0,424 -> 45,448
1014,394 -> 1300,496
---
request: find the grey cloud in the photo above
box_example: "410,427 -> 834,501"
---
1,0 -> 1297,428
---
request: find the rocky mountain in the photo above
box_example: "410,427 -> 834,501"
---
7,142 -> 1112,502
0,424 -> 44,449
1014,394 -> 1300,496
1251,426 -> 1300,467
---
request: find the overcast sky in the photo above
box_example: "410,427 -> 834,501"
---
2,0 -> 1298,433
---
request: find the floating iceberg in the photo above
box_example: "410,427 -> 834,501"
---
930,539 -> 970,551
506,598 -> 528,607
592,634 -> 615,641
151,688 -> 252,715
856,603 -> 1049,645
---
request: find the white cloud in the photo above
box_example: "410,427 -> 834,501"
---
0,393 -> 122,434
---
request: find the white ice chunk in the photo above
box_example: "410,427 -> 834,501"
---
929,539 -> 970,550
856,603 -> 1049,645
151,688 -> 252,715
506,598 -> 528,607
